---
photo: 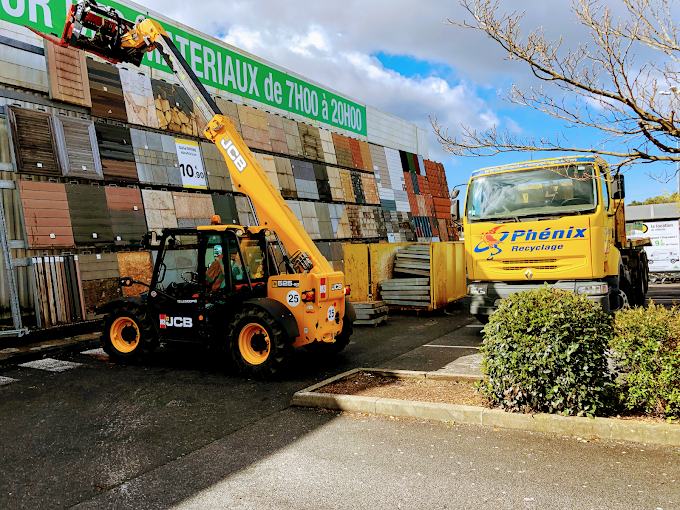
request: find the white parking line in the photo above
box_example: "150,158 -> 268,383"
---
0,376 -> 18,386
19,358 -> 82,372
424,345 -> 480,349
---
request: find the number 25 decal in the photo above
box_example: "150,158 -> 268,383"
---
286,290 -> 300,307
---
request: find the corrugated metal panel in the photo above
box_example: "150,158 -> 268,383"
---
254,153 -> 280,191
8,106 -> 59,176
273,156 -> 297,198
266,113 -> 288,155
349,137 -> 364,170
313,163 -> 332,201
360,172 -> 380,205
19,181 -> 74,248
214,97 -> 242,136
326,166 -> 344,201
50,114 -> 103,179
86,58 -> 127,121
106,187 -> 146,246
44,41 -> 92,107
237,104 -> 271,151
95,122 -> 137,182
212,194 -> 239,225
283,119 -> 303,157
141,189 -> 177,238
358,140 -> 373,171
117,251 -> 153,296
66,184 -> 113,246
201,141 -> 233,191
130,128 -> 179,185
119,68 -> 159,129
318,128 -> 337,165
297,123 -> 325,161
152,79 -> 198,136
339,168 -> 355,203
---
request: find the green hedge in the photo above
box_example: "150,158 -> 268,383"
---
480,285 -> 613,417
612,302 -> 680,417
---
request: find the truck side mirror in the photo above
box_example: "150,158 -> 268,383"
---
612,174 -> 625,200
451,200 -> 460,221
450,189 -> 460,199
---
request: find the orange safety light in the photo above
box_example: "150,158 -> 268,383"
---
344,286 -> 351,296
210,214 -> 222,225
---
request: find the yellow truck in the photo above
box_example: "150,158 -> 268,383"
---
463,156 -> 649,323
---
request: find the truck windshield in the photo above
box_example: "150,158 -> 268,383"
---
466,165 -> 598,222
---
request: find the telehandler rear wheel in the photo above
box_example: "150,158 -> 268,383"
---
102,304 -> 157,363
229,308 -> 293,379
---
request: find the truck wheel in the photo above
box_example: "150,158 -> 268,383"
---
229,308 -> 293,379
102,304 -> 157,363
619,277 -> 634,308
305,320 -> 353,357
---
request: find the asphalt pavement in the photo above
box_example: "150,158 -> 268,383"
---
0,301 -> 678,509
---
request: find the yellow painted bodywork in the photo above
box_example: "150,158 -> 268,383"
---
464,156 -> 619,283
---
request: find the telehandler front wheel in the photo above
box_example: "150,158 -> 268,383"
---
229,308 -> 293,379
102,304 -> 157,363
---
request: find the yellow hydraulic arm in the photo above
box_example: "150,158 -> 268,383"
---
35,0 -> 333,275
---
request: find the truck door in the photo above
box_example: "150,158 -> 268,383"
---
148,231 -> 204,341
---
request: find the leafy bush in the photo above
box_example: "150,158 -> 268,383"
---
612,302 -> 680,417
480,285 -> 614,417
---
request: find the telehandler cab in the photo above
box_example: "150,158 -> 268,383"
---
33,0 -> 356,378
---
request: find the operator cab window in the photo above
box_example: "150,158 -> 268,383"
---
602,175 -> 610,211
155,233 -> 199,298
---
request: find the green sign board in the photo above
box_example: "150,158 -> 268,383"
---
0,0 -> 367,135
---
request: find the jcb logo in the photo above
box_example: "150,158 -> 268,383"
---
220,137 -> 248,172
160,314 -> 193,328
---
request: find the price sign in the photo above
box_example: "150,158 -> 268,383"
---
175,139 -> 207,189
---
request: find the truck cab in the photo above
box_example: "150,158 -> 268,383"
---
463,156 -> 648,322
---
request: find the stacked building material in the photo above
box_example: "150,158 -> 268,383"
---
297,123 -> 325,161
315,202 -> 333,239
319,128 -> 337,165
235,195 -> 256,226
117,251 -> 153,297
78,253 -> 122,318
349,137 -> 364,170
273,156 -> 297,198
283,119 -> 303,157
358,140 -> 373,172
237,104 -> 271,150
95,122 -> 137,182
50,115 -> 103,179
332,132 -> 353,168
254,153 -> 280,192
8,106 -> 59,176
86,58 -> 127,120
373,206 -> 388,238
31,254 -> 85,327
266,113 -> 288,155
119,68 -> 158,129
173,193 -> 215,228
380,277 -> 430,307
358,206 -> 379,238
361,172 -> 380,205
201,141 -> 233,191
394,243 -> 431,277
214,98 -> 243,136
351,171 -> 366,204
326,166 -> 344,201
313,163 -> 333,201
329,204 -> 351,239
44,41 -> 92,107
212,194 -> 240,225
105,186 -> 146,246
152,79 -> 201,136
352,301 -> 388,326
339,168 -> 355,202
346,205 -> 361,237
141,189 -> 177,239
291,160 -> 319,199
19,180 -> 74,249
131,128 -> 180,185
66,184 -> 113,246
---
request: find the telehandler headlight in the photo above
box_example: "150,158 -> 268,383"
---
576,283 -> 608,296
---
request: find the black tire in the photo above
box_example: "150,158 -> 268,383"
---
305,319 -> 353,357
229,308 -> 294,379
474,314 -> 490,325
619,276 -> 635,308
102,303 -> 157,363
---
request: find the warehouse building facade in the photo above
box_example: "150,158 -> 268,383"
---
0,0 -> 453,327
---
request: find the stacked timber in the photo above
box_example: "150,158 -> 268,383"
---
352,301 -> 388,326
394,244 -> 431,276
31,255 -> 86,328
379,278 -> 431,307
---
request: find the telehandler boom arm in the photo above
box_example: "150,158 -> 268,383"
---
33,0 -> 333,275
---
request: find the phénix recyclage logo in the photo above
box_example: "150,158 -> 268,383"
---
474,226 -> 588,260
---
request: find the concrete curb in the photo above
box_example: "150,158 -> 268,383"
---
292,368 -> 680,447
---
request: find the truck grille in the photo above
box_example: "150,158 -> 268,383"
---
477,256 -> 587,275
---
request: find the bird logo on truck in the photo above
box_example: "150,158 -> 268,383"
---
474,225 -> 508,260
